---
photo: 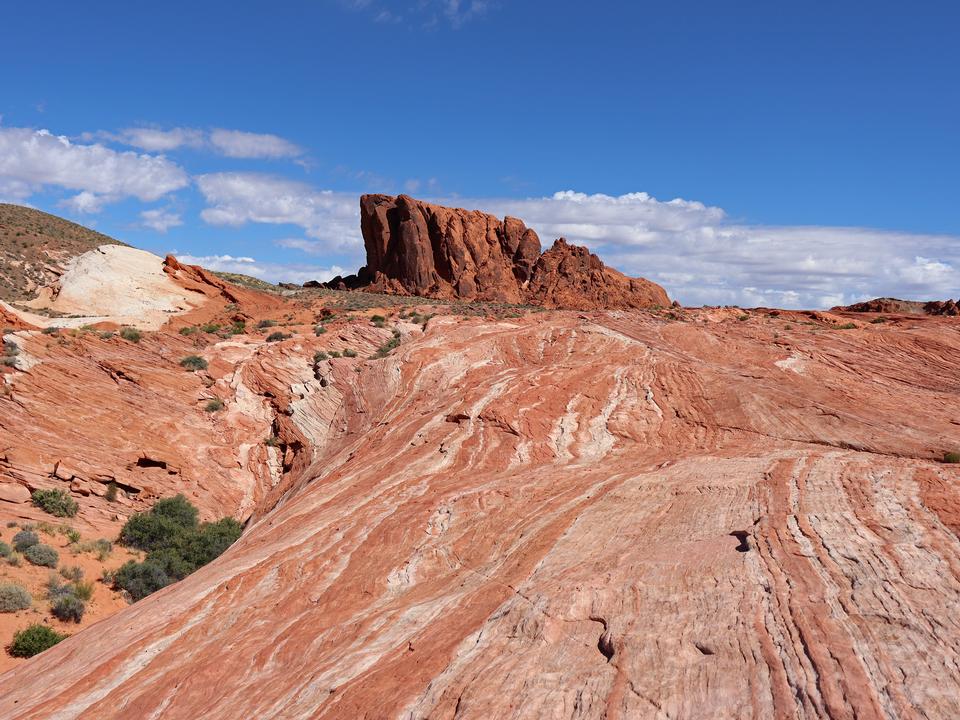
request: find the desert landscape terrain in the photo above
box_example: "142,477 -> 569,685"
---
0,199 -> 956,718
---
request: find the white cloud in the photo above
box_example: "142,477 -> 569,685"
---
208,129 -> 303,159
457,191 -> 960,308
91,126 -> 302,159
196,172 -> 361,250
175,253 -> 345,285
140,208 -> 183,233
0,126 -> 188,211
275,237 -> 328,254
107,127 -> 206,152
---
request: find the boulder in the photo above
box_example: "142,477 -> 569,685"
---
0,481 -> 30,503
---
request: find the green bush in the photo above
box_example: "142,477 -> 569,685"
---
41,326 -> 60,335
180,355 -> 208,371
201,323 -> 221,334
24,544 -> 59,567
71,580 -> 94,602
120,494 -> 198,551
31,488 -> 79,518
342,348 -> 357,358
7,552 -> 21,567
205,398 -> 224,412
0,583 -> 31,612
230,321 -> 246,335
328,350 -> 341,358
266,331 -> 287,342
313,351 -> 328,363
51,594 -> 85,623
115,495 -> 242,601
113,560 -> 171,601
13,529 -> 39,552
178,326 -> 197,335
314,325 -> 327,336
0,541 -> 10,557
119,327 -> 142,342
257,319 -> 277,329
836,322 -> 858,330
944,452 -> 960,464
8,624 -> 68,657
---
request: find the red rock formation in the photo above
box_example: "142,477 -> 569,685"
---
359,194 -> 542,303
357,194 -> 669,309
833,296 -> 959,316
525,237 -> 671,310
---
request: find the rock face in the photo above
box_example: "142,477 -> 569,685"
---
526,237 -> 671,310
357,194 -> 669,309
3,306 -> 960,719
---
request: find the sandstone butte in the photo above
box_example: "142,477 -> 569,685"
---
0,208 -> 958,719
348,194 -> 672,310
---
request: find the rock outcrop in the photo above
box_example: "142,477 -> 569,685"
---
834,296 -> 960,316
526,237 -> 671,310
355,194 -> 669,309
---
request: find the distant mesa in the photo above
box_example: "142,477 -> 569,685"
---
833,297 -> 959,316
318,194 -> 670,311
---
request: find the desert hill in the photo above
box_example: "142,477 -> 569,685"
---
0,206 -> 957,718
0,204 -> 126,302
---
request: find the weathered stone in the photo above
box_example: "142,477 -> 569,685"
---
0,482 -> 30,503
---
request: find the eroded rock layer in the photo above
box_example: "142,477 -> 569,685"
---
2,307 -> 959,719
356,194 -> 669,309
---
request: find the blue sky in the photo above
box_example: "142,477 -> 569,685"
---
0,0 -> 957,307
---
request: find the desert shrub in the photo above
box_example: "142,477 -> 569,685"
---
31,488 -> 78,517
36,520 -> 58,535
266,331 -> 287,342
105,482 -> 119,502
115,495 -> 241,600
314,325 -> 327,336
119,327 -> 141,342
179,326 -> 197,335
264,435 -> 280,447
50,594 -> 85,623
7,552 -> 21,567
99,331 -> 115,340
944,452 -> 960,464
230,321 -> 246,335
370,315 -> 386,328
113,560 -> 171,601
342,348 -> 357,358
8,624 -> 68,657
257,319 -> 277,329
120,494 -> 198,551
372,329 -> 401,358
180,355 -> 208,371
41,326 -> 60,335
205,398 -> 224,412
313,351 -> 328,363
73,538 -> 112,561
836,322 -> 858,330
870,317 -> 886,324
0,583 -> 31,612
328,350 -> 341,358
71,580 -> 95,602
0,541 -> 10,557
24,544 -> 58,567
13,529 -> 39,552
5,521 -> 17,528
737,315 -> 749,322
59,526 -> 81,544
59,565 -> 84,582
201,323 -> 221,334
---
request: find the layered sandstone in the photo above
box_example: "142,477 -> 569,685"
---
2,305 -> 960,718
355,194 -> 669,309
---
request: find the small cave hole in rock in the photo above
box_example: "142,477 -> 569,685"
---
695,642 -> 715,656
597,631 -> 615,662
730,530 -> 751,553
136,457 -> 168,470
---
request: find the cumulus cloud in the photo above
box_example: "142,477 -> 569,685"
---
196,172 -> 361,250
0,126 -> 188,211
94,126 -> 303,159
466,191 -> 960,308
175,253 -> 345,285
140,208 -> 183,233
